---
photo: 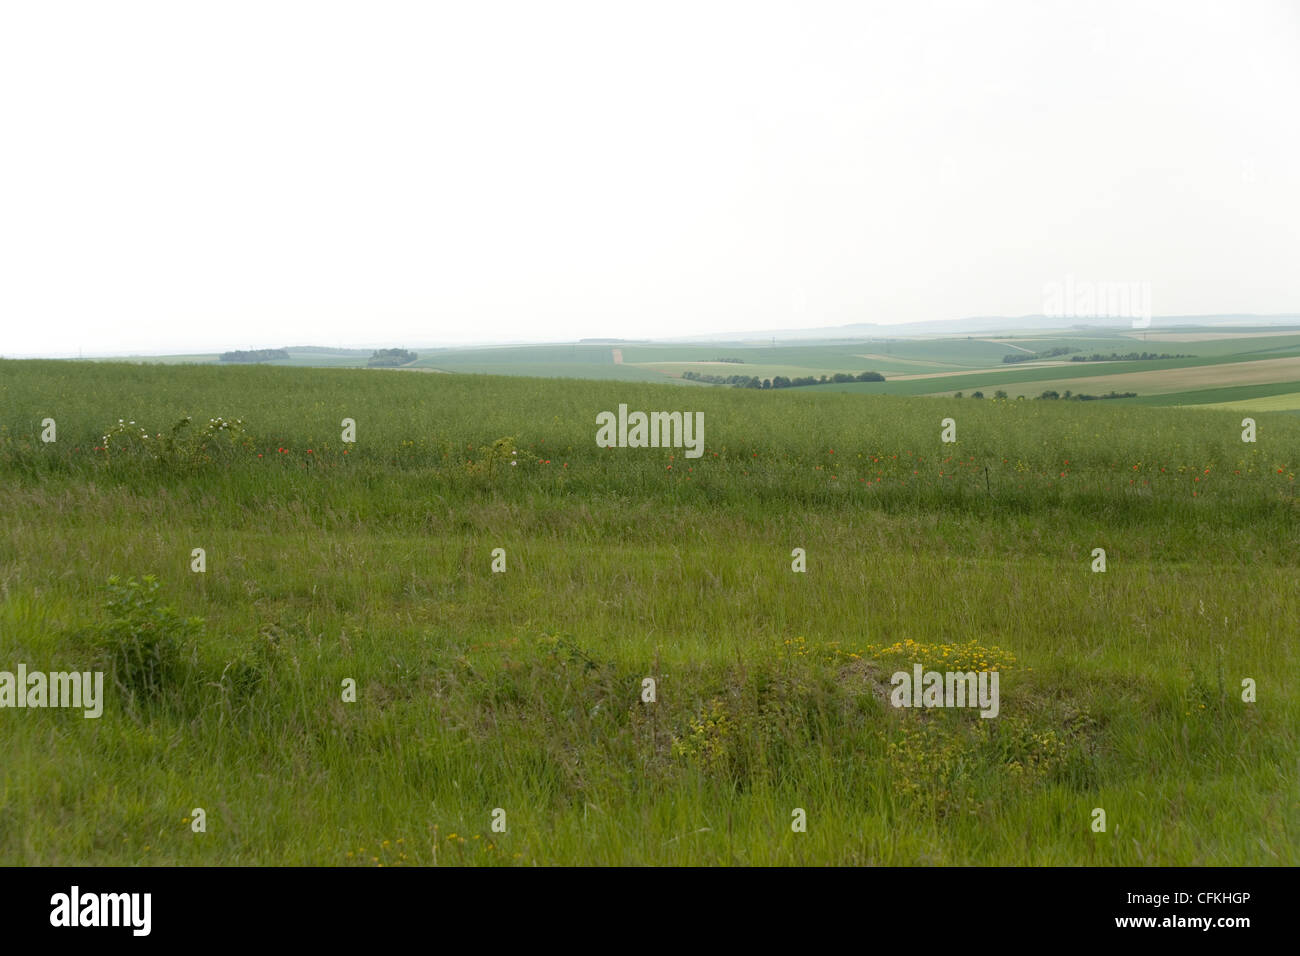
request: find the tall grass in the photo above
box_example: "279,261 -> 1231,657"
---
0,359 -> 1295,864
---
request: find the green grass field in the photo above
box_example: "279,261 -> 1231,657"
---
1,359 -> 1297,864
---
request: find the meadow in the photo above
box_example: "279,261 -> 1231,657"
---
0,358 -> 1297,865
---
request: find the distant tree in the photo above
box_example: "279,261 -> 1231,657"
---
953,392 -> 963,399
971,391 -> 984,399
994,390 -> 1008,400
368,348 -> 417,367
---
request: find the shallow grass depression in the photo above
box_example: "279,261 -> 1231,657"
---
0,359 -> 1297,864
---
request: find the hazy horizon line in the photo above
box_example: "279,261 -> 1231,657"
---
6,312 -> 1300,360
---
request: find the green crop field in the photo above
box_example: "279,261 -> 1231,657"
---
1198,392 -> 1300,413
1,358 -> 1297,865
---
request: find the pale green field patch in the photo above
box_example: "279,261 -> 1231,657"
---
1192,391 -> 1300,412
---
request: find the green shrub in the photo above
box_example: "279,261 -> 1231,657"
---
464,435 -> 534,478
99,415 -> 250,468
91,575 -> 203,703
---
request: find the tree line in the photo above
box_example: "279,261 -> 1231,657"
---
219,349 -> 289,363
1069,352 -> 1191,362
681,370 -> 885,388
1002,347 -> 1192,364
1002,346 -> 1078,363
955,389 -> 1138,400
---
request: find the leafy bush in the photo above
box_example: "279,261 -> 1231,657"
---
671,698 -> 734,771
91,575 -> 202,703
99,415 -> 250,467
464,435 -> 534,478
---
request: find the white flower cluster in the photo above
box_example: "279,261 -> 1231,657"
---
101,419 -> 153,448
99,415 -> 246,455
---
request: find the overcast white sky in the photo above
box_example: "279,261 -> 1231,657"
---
2,0 -> 1298,356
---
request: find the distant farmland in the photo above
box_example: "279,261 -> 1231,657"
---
93,325 -> 1300,409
